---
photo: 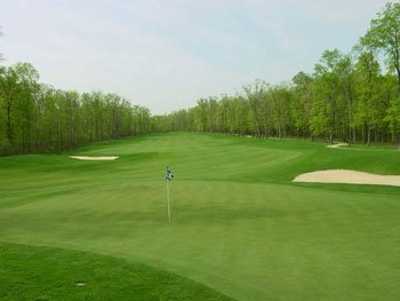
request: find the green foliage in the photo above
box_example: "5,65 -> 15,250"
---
0,64 -> 152,154
361,1 -> 400,83
157,49 -> 398,144
156,2 -> 400,145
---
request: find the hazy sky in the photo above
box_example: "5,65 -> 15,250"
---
0,0 -> 390,114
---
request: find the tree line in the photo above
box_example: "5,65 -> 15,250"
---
2,1 -> 400,155
0,63 -> 151,155
154,2 -> 400,145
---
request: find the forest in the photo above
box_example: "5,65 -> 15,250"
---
154,2 -> 400,145
0,62 -> 151,155
2,2 -> 400,155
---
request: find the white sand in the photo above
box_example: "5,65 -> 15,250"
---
293,169 -> 400,187
327,143 -> 349,149
69,156 -> 119,161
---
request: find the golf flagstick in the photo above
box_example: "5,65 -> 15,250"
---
165,167 -> 174,224
166,180 -> 171,224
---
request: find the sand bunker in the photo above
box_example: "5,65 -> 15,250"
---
327,143 -> 349,149
69,156 -> 119,161
293,169 -> 400,187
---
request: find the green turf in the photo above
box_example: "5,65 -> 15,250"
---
0,243 -> 233,301
1,132 -> 400,300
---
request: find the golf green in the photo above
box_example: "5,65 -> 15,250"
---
1,133 -> 399,300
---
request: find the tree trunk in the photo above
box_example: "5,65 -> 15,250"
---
367,129 -> 371,146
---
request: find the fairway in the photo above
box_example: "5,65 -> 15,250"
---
1,133 -> 400,300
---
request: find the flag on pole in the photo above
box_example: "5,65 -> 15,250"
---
164,167 -> 174,224
165,166 -> 174,182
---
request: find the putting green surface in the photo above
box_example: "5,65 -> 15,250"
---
1,133 -> 400,300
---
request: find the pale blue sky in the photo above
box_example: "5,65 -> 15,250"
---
0,0 -> 390,113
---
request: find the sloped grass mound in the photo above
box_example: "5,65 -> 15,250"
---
0,243 -> 235,301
